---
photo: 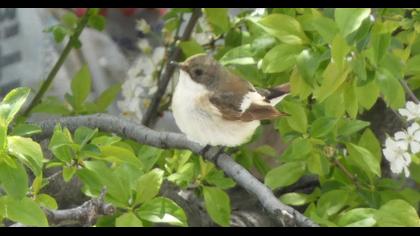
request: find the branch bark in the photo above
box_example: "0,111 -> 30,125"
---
142,8 -> 202,127
30,113 -> 318,227
10,191 -> 115,227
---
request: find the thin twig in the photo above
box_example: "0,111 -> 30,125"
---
45,170 -> 63,182
30,114 -> 319,227
22,9 -> 92,116
142,8 -> 202,127
9,189 -> 115,227
400,78 -> 420,104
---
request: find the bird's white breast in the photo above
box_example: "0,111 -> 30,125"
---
171,70 -> 260,147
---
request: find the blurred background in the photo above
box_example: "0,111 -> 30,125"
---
0,8 -> 249,127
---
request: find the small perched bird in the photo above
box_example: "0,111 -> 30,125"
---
171,54 -> 289,150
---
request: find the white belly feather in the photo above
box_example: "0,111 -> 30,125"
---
172,70 -> 260,147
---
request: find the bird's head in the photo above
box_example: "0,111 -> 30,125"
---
170,54 -> 220,87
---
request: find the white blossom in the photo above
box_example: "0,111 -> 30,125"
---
136,19 -> 151,34
398,101 -> 420,121
191,18 -> 213,45
382,137 -> 411,177
394,122 -> 420,154
117,47 -> 163,122
152,47 -> 165,65
137,39 -> 152,54
250,8 -> 266,17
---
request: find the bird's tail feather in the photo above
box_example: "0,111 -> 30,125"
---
266,83 -> 290,106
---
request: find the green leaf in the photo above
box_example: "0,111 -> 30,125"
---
35,194 -> 58,210
265,161 -> 306,189
32,96 -> 71,115
406,55 -> 420,75
351,56 -> 367,82
63,166 -> 77,182
50,25 -> 68,43
337,208 -> 377,227
116,212 -> 143,227
219,44 -> 256,65
167,163 -> 195,188
281,138 -> 313,162
0,159 -> 28,199
0,196 -> 48,226
280,100 -> 307,134
51,146 -> 74,164
279,192 -> 317,206
202,186 -> 231,227
332,34 -> 350,70
359,129 -> 381,163
135,168 -> 164,204
0,125 -> 6,151
322,91 -> 345,118
314,62 -> 350,103
203,8 -> 230,35
261,44 -> 304,73
251,35 -> 276,57
337,119 -> 370,137
10,123 -> 41,137
99,145 -> 142,169
83,161 -> 131,207
88,15 -> 105,31
71,65 -> 92,110
376,69 -> 405,109
371,33 -> 391,66
179,40 -> 205,58
61,12 -> 78,28
311,117 -> 338,138
311,16 -> 339,43
317,189 -> 348,217
296,49 -> 322,87
343,81 -> 358,118
307,152 -> 330,177
375,200 -> 420,226
91,135 -> 121,146
409,163 -> 420,184
76,168 -> 103,198
136,197 -> 187,226
93,83 -> 121,112
257,14 -> 309,44
7,136 -> 44,176
334,8 -> 371,37
346,143 -> 381,177
32,175 -> 43,195
205,169 -> 236,189
355,80 -> 379,110
137,146 -> 163,172
0,87 -> 30,125
74,126 -> 98,147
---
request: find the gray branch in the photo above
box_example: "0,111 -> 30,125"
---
10,191 -> 115,227
142,8 -> 202,126
31,113 -> 318,227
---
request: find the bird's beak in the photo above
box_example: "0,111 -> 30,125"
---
170,61 -> 187,70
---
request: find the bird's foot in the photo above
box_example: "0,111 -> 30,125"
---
199,145 -> 226,162
213,146 -> 226,159
199,145 -> 212,157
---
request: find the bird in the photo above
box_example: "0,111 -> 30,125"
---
171,54 -> 290,154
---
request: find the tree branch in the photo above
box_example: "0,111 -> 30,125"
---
30,113 -> 318,227
10,190 -> 115,227
400,78 -> 420,104
142,8 -> 202,127
22,9 -> 92,116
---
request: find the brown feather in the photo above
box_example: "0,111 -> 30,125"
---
240,103 -> 283,122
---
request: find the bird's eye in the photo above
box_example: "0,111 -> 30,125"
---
194,68 -> 203,76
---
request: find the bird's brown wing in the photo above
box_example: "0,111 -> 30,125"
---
209,92 -> 282,122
